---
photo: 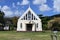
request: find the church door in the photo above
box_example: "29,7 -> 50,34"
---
26,24 -> 33,31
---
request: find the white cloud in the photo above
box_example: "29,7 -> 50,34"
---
21,0 -> 29,5
15,10 -> 20,16
17,2 -> 20,5
1,5 -> 14,17
12,3 -> 16,8
53,0 -> 60,12
4,11 -> 13,17
15,10 -> 24,17
20,10 -> 24,15
39,4 -> 51,11
0,5 -> 24,17
33,0 -> 47,5
1,6 -> 10,11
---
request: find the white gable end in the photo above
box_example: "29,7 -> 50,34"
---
17,7 -> 42,32
19,7 -> 41,21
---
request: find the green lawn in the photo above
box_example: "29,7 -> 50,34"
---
0,31 -> 60,40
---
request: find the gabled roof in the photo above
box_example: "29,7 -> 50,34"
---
19,7 -> 41,20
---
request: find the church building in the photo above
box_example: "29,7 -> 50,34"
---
17,7 -> 42,31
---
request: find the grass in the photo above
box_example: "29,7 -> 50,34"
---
0,31 -> 60,40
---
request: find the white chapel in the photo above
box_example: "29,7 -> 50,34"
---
17,7 -> 42,31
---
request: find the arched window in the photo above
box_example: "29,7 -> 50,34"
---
35,23 -> 38,28
26,14 -> 27,20
24,16 -> 25,20
33,16 -> 37,20
37,23 -> 38,28
34,16 -> 35,20
32,14 -> 33,20
28,11 -> 31,20
20,23 -> 22,28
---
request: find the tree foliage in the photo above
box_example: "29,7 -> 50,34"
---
38,14 -> 50,30
0,11 -> 5,25
48,17 -> 60,31
10,16 -> 18,30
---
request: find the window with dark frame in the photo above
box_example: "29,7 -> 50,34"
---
34,16 -> 35,20
21,11 -> 38,20
32,14 -> 33,20
37,23 -> 38,28
24,16 -> 25,20
26,14 -> 27,20
28,11 -> 31,20
20,23 -> 22,28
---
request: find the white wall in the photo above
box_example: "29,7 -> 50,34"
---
17,20 -> 42,31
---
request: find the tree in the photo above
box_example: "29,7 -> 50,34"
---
0,11 -> 5,30
48,17 -> 60,31
11,16 -> 18,30
38,14 -> 51,30
0,11 -> 5,23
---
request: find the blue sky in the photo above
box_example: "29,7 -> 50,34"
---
0,0 -> 60,17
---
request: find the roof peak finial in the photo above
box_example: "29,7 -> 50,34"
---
29,4 -> 30,8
